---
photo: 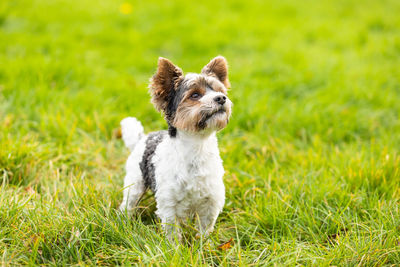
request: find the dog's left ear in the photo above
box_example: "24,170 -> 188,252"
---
201,56 -> 230,88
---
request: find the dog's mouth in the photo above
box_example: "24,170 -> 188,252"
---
197,108 -> 226,129
212,108 -> 226,116
205,107 -> 226,120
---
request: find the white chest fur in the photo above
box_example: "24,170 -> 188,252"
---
153,131 -> 225,219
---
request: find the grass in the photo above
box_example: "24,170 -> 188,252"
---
1,0 -> 400,265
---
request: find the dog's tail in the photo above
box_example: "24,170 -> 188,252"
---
120,117 -> 145,152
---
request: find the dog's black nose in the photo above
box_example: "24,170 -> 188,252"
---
214,95 -> 226,105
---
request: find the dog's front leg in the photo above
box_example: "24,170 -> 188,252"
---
156,192 -> 182,243
196,204 -> 221,238
161,215 -> 182,243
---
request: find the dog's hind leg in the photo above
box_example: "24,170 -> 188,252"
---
119,172 -> 146,216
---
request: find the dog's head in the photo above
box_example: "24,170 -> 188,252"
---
149,56 -> 232,136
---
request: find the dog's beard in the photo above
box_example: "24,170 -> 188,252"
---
197,107 -> 228,130
173,101 -> 231,133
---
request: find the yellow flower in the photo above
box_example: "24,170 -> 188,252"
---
120,3 -> 133,15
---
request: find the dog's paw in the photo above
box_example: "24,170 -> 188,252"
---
118,203 -> 132,217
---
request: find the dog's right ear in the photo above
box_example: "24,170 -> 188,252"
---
149,57 -> 183,112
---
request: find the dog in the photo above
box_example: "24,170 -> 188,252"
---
119,56 -> 232,241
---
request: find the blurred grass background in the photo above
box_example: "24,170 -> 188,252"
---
1,0 -> 400,265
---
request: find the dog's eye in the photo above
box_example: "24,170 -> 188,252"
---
190,92 -> 202,100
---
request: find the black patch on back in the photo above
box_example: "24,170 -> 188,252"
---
139,131 -> 166,192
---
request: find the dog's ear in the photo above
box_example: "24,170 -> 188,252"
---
201,56 -> 230,88
149,57 -> 184,112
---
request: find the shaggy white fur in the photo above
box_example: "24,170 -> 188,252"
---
119,56 -> 231,241
119,122 -> 225,240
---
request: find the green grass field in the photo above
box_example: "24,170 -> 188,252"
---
1,0 -> 400,265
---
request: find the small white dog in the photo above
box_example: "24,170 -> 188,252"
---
119,56 -> 232,241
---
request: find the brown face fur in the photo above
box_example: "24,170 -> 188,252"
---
149,56 -> 232,135
173,74 -> 231,133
